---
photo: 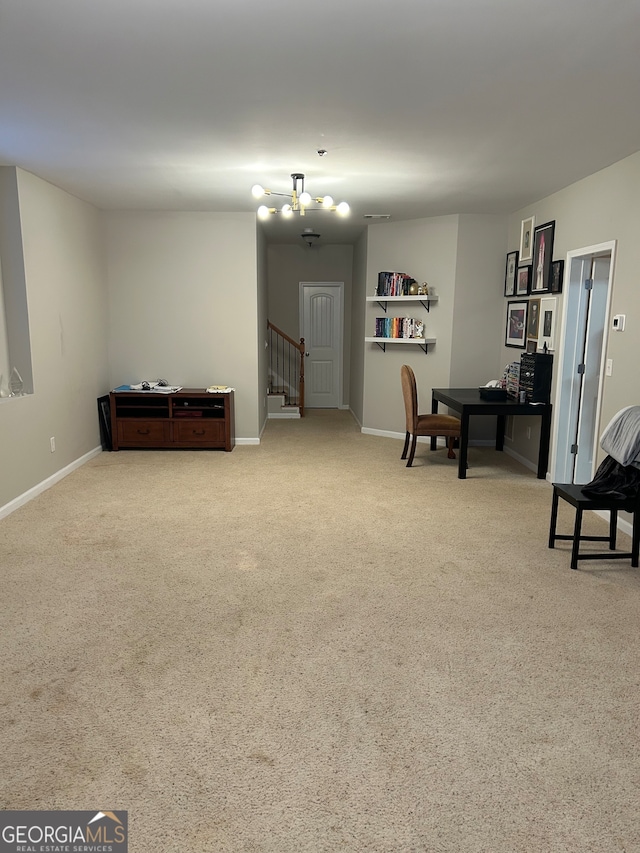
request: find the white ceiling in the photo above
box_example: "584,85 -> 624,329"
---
1,0 -> 639,245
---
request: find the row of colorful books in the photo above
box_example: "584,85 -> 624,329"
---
375,271 -> 417,297
374,317 -> 425,339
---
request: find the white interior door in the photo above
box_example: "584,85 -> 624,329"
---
300,282 -> 343,408
552,243 -> 614,484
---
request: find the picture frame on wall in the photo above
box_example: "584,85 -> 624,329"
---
550,259 -> 564,293
538,296 -> 557,352
516,265 -> 531,296
519,216 -> 535,264
504,250 -> 519,296
527,297 -> 541,339
530,220 -> 556,293
505,300 -> 529,348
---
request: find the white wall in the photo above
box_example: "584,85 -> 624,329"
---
105,211 -> 260,440
0,168 -> 108,508
349,229 -> 368,425
451,215 -> 507,386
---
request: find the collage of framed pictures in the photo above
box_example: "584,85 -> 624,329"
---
503,217 -> 562,350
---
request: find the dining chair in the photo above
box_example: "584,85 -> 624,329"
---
400,364 -> 461,467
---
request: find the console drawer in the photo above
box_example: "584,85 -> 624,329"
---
172,420 -> 224,444
117,419 -> 170,446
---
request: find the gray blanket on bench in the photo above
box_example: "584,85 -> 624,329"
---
600,405 -> 640,467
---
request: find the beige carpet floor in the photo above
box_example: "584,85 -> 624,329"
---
2,410 -> 639,852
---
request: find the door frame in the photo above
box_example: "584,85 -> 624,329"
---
299,281 -> 345,409
550,240 -> 616,483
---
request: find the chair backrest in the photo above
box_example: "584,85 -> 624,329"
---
400,364 -> 418,432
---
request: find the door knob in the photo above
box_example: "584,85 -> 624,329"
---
305,352 -> 310,356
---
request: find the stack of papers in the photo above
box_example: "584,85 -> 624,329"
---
112,384 -> 182,394
206,385 -> 234,393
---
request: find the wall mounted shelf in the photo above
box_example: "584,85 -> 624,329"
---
366,295 -> 438,313
365,336 -> 436,354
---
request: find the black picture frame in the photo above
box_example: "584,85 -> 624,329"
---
97,394 -> 112,451
530,220 -> 556,293
527,297 -> 541,340
550,259 -> 564,293
504,250 -> 519,296
516,265 -> 531,296
505,300 -> 529,348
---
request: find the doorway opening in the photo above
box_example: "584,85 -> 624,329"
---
551,241 -> 615,484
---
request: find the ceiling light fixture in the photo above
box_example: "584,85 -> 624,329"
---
252,173 -> 350,219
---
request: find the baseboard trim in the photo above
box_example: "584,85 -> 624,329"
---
0,446 -> 103,521
235,437 -> 261,445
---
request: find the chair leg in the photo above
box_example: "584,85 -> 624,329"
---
549,488 -> 559,549
609,510 -> 618,550
406,434 -> 417,467
401,431 -> 410,460
447,437 -> 456,459
571,506 -> 583,570
632,508 -> 640,568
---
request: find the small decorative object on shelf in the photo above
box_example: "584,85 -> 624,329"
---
9,367 -> 24,397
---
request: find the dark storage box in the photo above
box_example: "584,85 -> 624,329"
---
479,386 -> 507,401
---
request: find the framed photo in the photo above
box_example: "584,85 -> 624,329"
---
537,296 -> 557,352
519,216 -> 535,264
531,220 -> 556,293
504,250 -> 519,296
527,297 -> 541,339
526,339 -> 538,354
550,259 -> 564,293
505,300 -> 529,348
516,265 -> 531,296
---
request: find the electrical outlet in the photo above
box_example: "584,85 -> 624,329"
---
50,436 -> 55,452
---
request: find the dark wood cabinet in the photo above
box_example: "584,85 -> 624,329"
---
110,389 -> 234,451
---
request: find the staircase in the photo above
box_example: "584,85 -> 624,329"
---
267,321 -> 305,418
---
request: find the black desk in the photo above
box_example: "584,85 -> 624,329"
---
431,388 -> 552,480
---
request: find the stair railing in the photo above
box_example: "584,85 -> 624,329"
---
267,321 -> 305,417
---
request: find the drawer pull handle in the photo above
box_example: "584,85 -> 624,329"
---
137,428 -> 151,435
193,429 -> 206,436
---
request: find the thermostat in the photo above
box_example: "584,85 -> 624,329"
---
612,314 -> 626,331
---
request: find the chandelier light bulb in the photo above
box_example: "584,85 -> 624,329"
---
336,201 -> 350,216
257,205 -> 270,218
322,195 -> 334,209
299,191 -> 312,206
251,184 -> 265,199
282,203 -> 293,217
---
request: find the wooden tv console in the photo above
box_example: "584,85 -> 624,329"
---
110,388 -> 234,451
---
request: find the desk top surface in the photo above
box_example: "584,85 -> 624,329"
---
432,387 -> 551,412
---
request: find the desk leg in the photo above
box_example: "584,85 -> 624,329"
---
430,395 -> 438,451
458,413 -> 469,479
496,415 -> 505,451
537,406 -> 552,479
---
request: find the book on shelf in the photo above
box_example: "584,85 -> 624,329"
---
375,271 -> 418,297
374,317 -> 424,339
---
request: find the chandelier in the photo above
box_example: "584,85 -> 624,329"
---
252,172 -> 350,219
